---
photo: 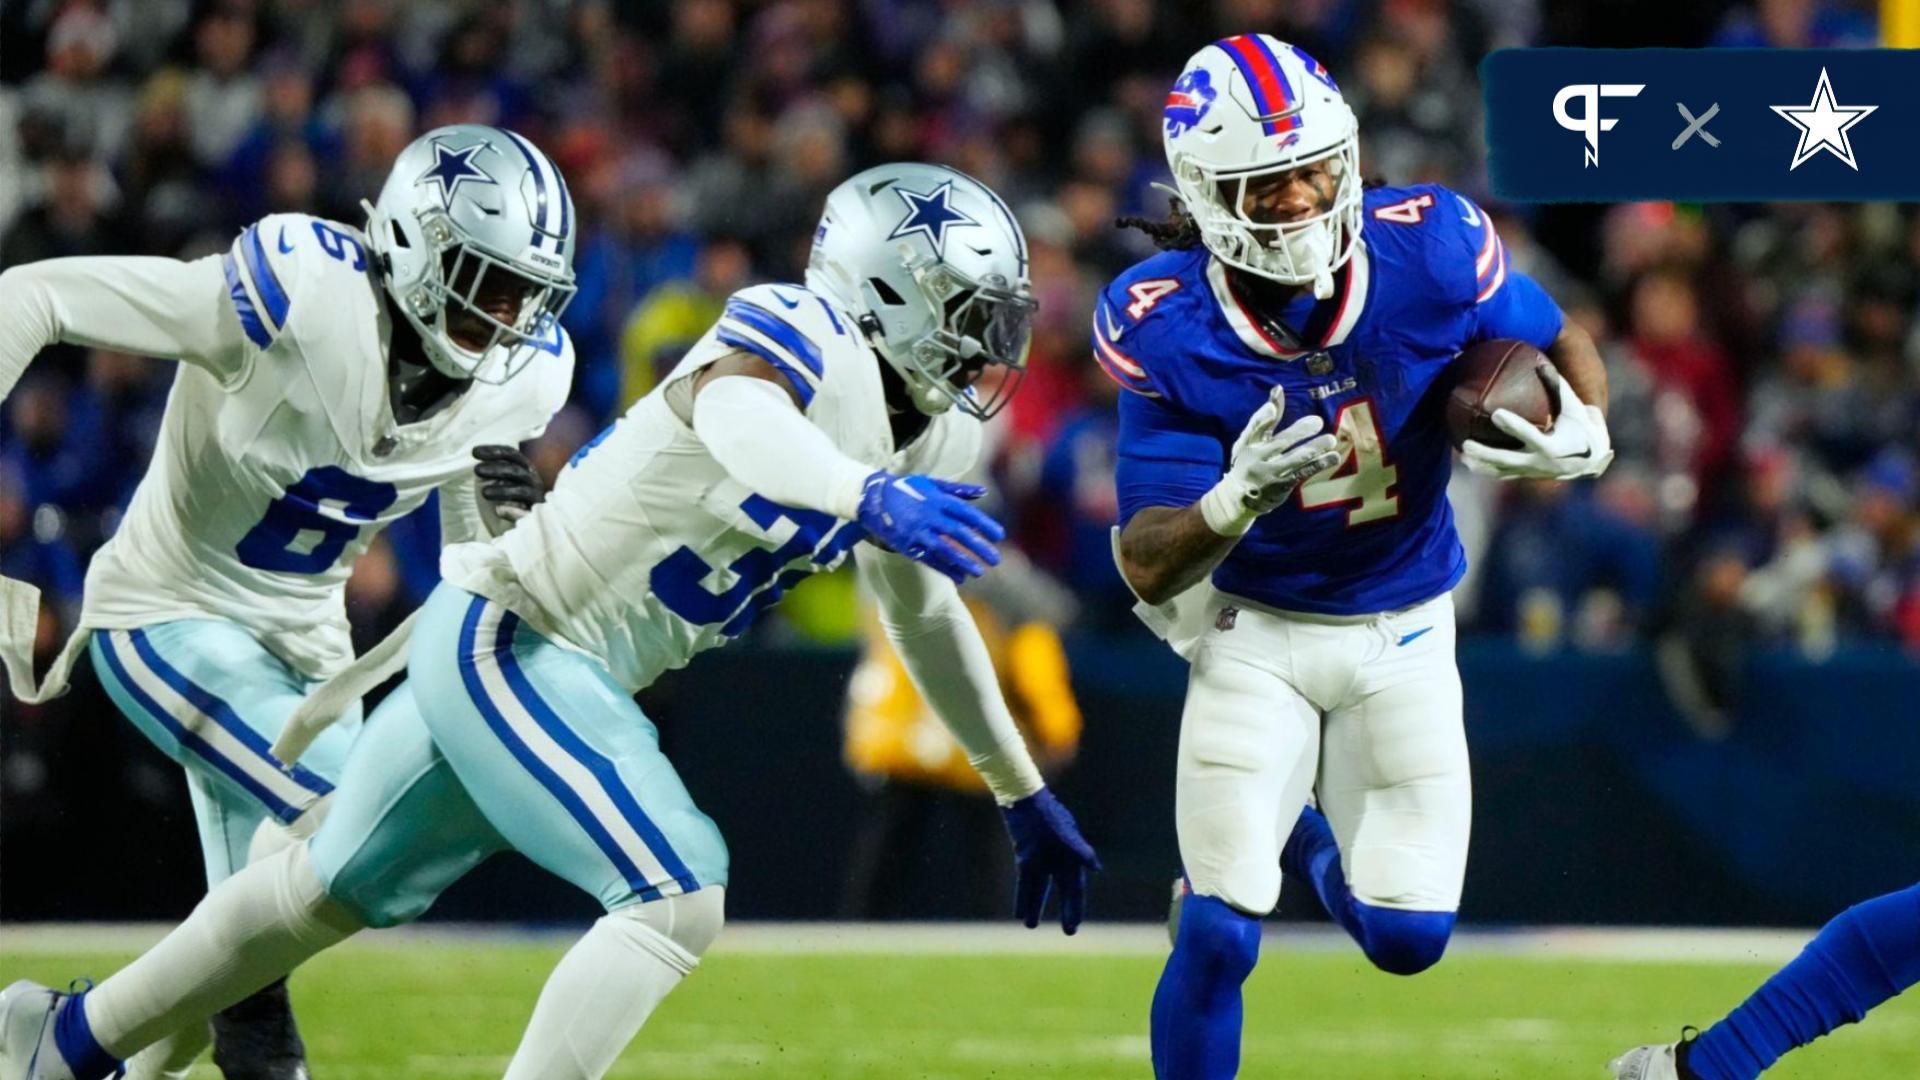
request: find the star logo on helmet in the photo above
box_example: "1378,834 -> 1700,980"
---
887,180 -> 980,257
416,139 -> 497,210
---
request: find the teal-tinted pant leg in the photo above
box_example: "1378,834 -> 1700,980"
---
90,621 -> 361,883
307,680 -> 509,928
408,585 -> 728,912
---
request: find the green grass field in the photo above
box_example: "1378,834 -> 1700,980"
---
4,926 -> 1916,1078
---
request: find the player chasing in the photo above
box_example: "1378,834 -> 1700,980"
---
0,162 -> 1100,1080
0,123 -> 578,1080
1103,35 -> 1613,1078
1609,880 -> 1920,1079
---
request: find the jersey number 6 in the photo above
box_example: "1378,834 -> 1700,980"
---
236,466 -> 398,573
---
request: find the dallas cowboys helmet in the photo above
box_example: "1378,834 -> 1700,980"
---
364,124 -> 578,382
805,163 -> 1036,420
1163,35 -> 1361,298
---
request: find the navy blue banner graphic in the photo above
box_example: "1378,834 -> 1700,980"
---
1485,49 -> 1919,202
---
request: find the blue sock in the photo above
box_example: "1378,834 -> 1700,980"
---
1280,806 -> 1454,976
52,990 -> 121,1080
1690,881 -> 1920,1080
1151,893 -> 1261,1079
1281,806 -> 1363,940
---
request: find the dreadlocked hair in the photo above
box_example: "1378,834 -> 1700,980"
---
1117,173 -> 1394,252
1116,196 -> 1203,251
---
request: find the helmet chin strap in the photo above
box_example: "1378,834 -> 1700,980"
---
1311,267 -> 1335,300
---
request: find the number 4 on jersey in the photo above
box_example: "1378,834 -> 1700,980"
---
1126,278 -> 1180,319
1298,400 -> 1399,526
1372,194 -> 1434,224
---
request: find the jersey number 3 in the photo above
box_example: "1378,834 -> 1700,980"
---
652,495 -> 866,637
1297,400 -> 1399,526
236,467 -> 398,573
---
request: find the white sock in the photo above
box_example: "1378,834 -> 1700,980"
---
83,844 -> 363,1059
503,890 -> 724,1080
120,1023 -> 209,1080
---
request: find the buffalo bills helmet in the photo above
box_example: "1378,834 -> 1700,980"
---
1163,35 -> 1361,298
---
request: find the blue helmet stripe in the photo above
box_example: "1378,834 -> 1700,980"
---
500,128 -> 551,250
554,164 -> 573,257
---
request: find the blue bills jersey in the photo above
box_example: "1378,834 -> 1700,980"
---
1102,184 -> 1565,615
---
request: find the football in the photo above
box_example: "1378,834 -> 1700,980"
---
1444,339 -> 1557,450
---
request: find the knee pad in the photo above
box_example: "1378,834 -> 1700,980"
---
246,796 -> 333,867
608,886 -> 727,973
1175,894 -> 1262,989
271,842 -> 370,937
1350,901 -> 1454,976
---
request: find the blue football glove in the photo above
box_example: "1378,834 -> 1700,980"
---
1001,787 -> 1101,934
857,471 -> 1005,584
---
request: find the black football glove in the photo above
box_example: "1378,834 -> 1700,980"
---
473,444 -> 543,523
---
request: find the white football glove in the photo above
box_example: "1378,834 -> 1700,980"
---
1200,388 -> 1343,536
1461,368 -> 1614,481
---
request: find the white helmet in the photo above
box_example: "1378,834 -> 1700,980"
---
805,162 -> 1036,420
1163,35 -> 1361,298
364,124 -> 578,383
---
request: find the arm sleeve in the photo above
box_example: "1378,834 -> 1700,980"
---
1114,388 -> 1225,525
691,374 -> 875,519
856,545 -> 1045,805
437,471 -> 502,544
0,254 -> 252,401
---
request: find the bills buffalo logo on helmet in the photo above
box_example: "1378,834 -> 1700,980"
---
1164,68 -> 1219,137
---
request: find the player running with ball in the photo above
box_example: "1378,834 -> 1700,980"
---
1100,36 -> 1613,1078
0,162 -> 1098,1080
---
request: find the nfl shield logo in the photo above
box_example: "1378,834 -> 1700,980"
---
1215,605 -> 1238,631
1306,352 -> 1334,375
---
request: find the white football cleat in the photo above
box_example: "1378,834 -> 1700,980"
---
0,980 -> 79,1080
1607,1042 -> 1681,1080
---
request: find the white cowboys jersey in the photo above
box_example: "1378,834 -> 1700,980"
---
443,282 -> 979,692
78,213 -> 573,679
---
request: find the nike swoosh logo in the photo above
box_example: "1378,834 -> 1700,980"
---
1397,627 -> 1433,646
772,291 -> 802,309
1101,304 -> 1125,341
1454,195 -> 1480,227
277,227 -> 294,254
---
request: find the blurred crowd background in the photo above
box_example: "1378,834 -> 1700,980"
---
2,0 -> 1916,922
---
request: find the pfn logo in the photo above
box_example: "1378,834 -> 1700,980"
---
1552,83 -> 1645,167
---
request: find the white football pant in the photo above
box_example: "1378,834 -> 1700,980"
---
1175,591 -> 1469,916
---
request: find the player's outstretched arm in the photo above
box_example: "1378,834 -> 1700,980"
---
856,547 -> 1101,932
691,351 -> 1004,583
1117,389 -> 1341,606
0,255 -> 251,403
